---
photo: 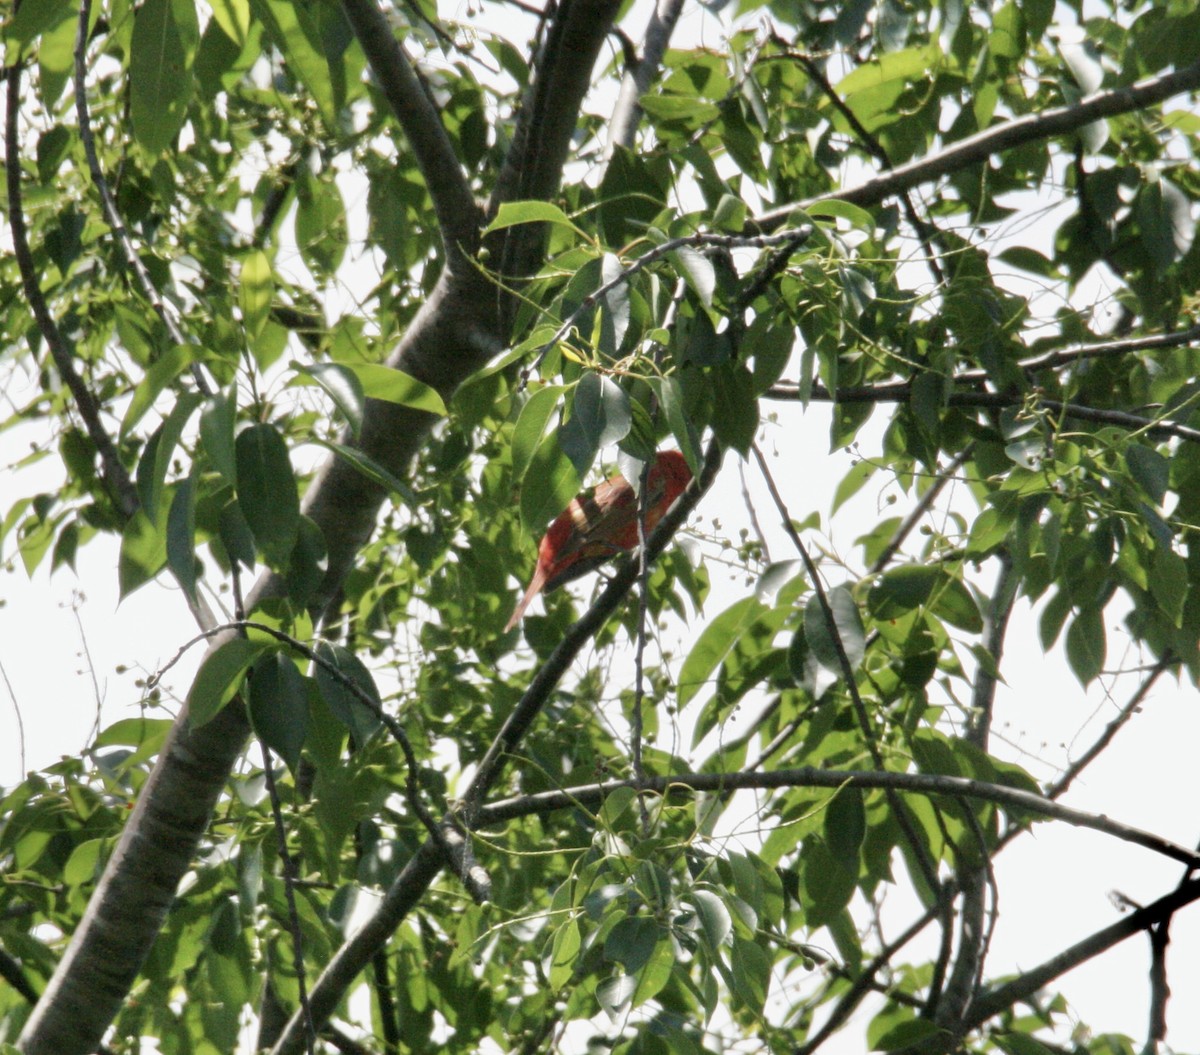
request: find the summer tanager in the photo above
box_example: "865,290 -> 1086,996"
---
505,450 -> 693,631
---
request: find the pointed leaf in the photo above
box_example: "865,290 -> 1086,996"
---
235,423 -> 299,568
201,388 -> 238,485
295,363 -> 365,439
313,642 -> 383,746
188,638 -> 269,727
520,432 -> 582,535
130,0 -> 197,153
511,385 -> 564,480
119,509 -> 168,599
804,586 -> 865,674
247,652 -> 309,772
345,363 -> 446,416
166,472 -> 199,603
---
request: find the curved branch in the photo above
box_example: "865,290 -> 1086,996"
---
754,59 -> 1200,228
340,0 -> 482,258
5,58 -> 138,520
476,767 -> 1200,867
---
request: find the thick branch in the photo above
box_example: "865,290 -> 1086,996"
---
755,60 -> 1200,227
487,0 -> 623,311
340,0 -> 482,258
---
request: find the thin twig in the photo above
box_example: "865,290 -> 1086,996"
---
751,442 -> 942,895
523,227 -> 811,381
147,619 -> 487,900
261,741 -> 317,1055
1044,654 -> 1173,802
73,0 -> 212,397
768,384 -> 1200,445
6,55 -> 139,519
785,48 -> 945,289
869,446 -> 972,575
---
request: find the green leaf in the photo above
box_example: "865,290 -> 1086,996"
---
313,642 -> 383,746
130,0 -> 197,153
824,786 -> 865,865
1126,444 -> 1169,505
246,0 -> 336,123
596,974 -> 636,1019
208,0 -> 249,46
310,439 -> 417,506
561,373 -> 632,469
482,200 -> 588,239
930,576 -> 983,633
201,388 -> 238,485
670,246 -> 715,307
295,363 -> 365,439
710,362 -> 758,455
801,838 -> 856,927
295,173 -> 347,276
597,252 -> 631,354
166,472 -> 199,604
631,936 -> 674,1006
868,564 -> 941,619
511,385 -> 564,480
344,363 -> 447,416
6,0 -> 71,54
679,596 -> 766,709
119,509 -> 168,599
219,499 -> 257,570
729,937 -> 771,1015
804,586 -> 865,674
284,516 -> 328,610
604,916 -> 660,974
1066,607 -> 1106,685
692,889 -> 731,950
121,345 -> 197,440
247,653 -> 309,772
803,200 -> 875,230
137,391 -> 203,524
239,250 -> 273,340
235,423 -> 299,568
548,918 -> 581,989
520,432 -> 582,536
187,638 -> 269,727
656,375 -> 702,476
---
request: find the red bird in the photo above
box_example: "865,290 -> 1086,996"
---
505,450 -> 693,631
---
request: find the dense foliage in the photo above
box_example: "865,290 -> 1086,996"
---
2,0 -> 1200,1053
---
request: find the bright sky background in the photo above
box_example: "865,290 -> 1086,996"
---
2,0 -> 1199,1050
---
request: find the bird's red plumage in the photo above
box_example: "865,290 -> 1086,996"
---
505,450 -> 692,631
